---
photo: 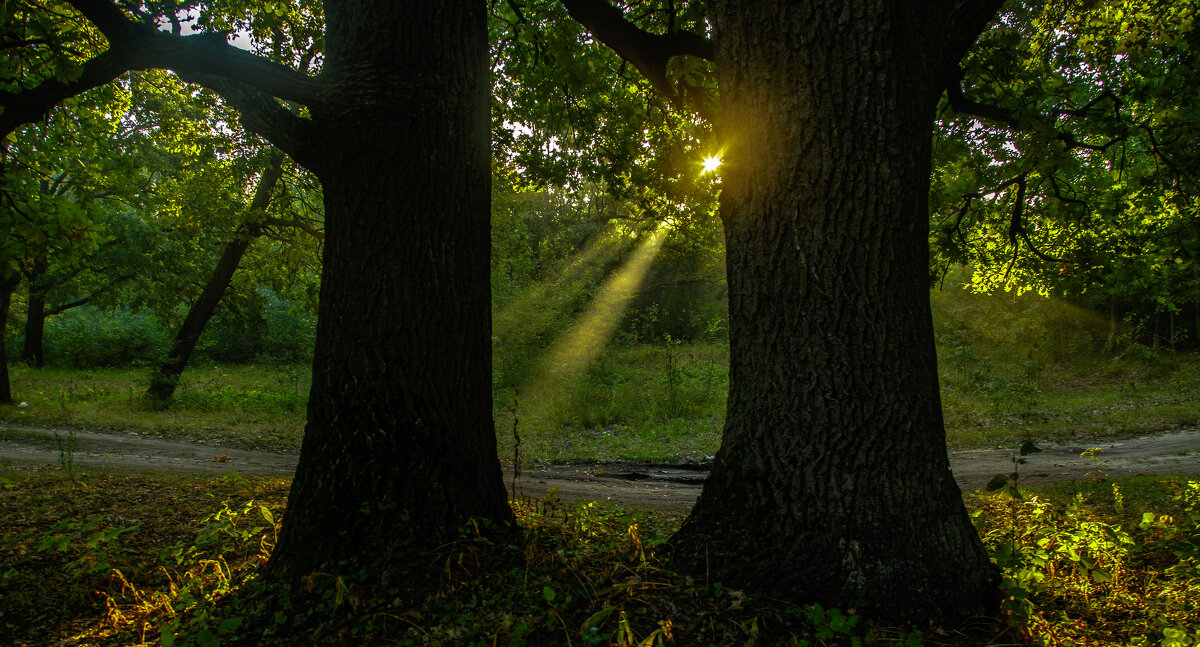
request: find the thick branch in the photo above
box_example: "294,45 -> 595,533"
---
938,0 -> 1007,68
64,0 -> 137,38
2,0 -> 321,137
0,50 -> 131,136
178,72 -> 318,171
64,0 -> 318,101
945,76 -> 1019,128
560,0 -> 711,115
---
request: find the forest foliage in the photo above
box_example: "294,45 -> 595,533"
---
2,1 -> 1198,380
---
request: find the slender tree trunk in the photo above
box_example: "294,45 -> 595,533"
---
20,258 -> 47,367
265,0 -> 514,577
1152,310 -> 1161,351
146,151 -> 286,401
0,271 -> 20,403
1109,294 -> 1120,354
671,0 -> 1001,624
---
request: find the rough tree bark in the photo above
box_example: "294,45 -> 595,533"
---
668,0 -> 1004,624
146,150 -> 285,402
20,258 -> 47,367
264,1 -> 515,575
0,270 -> 19,403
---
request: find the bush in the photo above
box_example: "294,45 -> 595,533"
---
43,307 -> 168,367
260,290 -> 316,361
194,288 -> 316,364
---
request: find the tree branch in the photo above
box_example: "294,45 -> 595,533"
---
945,68 -> 1124,152
259,217 -> 325,241
937,0 -> 1007,67
177,72 -> 318,171
2,0 -> 322,137
0,50 -> 132,136
45,272 -> 136,316
560,0 -> 712,117
1005,174 -> 1065,264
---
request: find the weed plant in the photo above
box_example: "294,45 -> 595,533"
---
3,467 -> 1200,645
971,476 -> 1200,645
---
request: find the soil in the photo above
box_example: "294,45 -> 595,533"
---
2,423 -> 1199,513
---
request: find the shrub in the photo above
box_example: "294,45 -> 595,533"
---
43,307 -> 168,367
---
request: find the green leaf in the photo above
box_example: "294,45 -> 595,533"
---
986,474 -> 1010,491
218,616 -> 244,634
582,606 -> 617,631
542,585 -> 556,603
260,505 -> 275,526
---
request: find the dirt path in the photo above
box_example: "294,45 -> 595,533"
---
2,424 -> 1199,513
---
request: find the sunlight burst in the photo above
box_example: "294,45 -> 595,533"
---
700,155 -> 722,174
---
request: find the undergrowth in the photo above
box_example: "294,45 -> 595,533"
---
2,467 -> 1199,646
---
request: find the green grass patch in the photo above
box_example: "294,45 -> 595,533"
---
0,363 -> 308,450
495,343 -> 728,464
3,341 -> 1199,462
3,282 -> 1200,462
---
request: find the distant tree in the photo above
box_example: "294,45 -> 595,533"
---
3,86 -> 136,367
146,150 -> 284,400
0,268 -> 18,404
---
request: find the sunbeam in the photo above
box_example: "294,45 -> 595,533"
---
518,224 -> 669,426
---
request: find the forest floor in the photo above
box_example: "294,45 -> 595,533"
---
2,422 -> 1199,512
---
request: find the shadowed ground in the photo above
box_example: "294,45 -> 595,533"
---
2,423 -> 1199,512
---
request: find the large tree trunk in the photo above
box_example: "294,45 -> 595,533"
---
0,271 -> 19,403
265,0 -> 514,576
20,258 -> 46,367
671,0 -> 1001,624
146,151 -> 286,402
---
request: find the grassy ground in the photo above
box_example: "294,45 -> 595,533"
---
0,363 -> 309,451
2,466 -> 1198,645
2,280 -> 1199,464
3,286 -> 1199,644
2,341 -> 1197,463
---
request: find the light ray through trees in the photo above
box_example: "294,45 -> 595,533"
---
493,225 -> 624,348
517,224 -> 668,430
